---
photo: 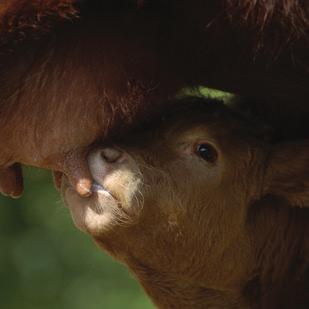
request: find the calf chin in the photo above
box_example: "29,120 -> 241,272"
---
64,186 -> 120,235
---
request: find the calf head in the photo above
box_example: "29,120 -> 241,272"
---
64,98 -> 309,309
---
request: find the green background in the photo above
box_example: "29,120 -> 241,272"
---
0,168 -> 155,309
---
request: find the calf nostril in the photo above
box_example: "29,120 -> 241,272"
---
100,148 -> 123,163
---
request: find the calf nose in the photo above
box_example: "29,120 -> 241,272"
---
100,148 -> 123,163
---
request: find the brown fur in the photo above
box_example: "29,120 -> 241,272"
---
64,98 -> 309,308
0,0 -> 77,50
0,0 -> 308,196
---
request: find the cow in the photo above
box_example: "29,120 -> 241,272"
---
63,97 -> 309,309
0,0 -> 308,198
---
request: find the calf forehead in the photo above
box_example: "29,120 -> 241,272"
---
161,100 -> 226,129
159,102 -> 258,149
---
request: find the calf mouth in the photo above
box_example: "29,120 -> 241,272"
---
62,164 -> 144,235
63,183 -> 121,235
91,182 -> 116,200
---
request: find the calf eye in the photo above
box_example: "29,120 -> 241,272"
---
195,143 -> 218,163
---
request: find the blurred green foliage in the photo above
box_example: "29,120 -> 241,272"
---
179,87 -> 234,102
0,168 -> 154,309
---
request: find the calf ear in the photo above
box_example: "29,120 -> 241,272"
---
265,140 -> 309,208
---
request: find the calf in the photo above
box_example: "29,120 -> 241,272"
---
63,98 -> 309,309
